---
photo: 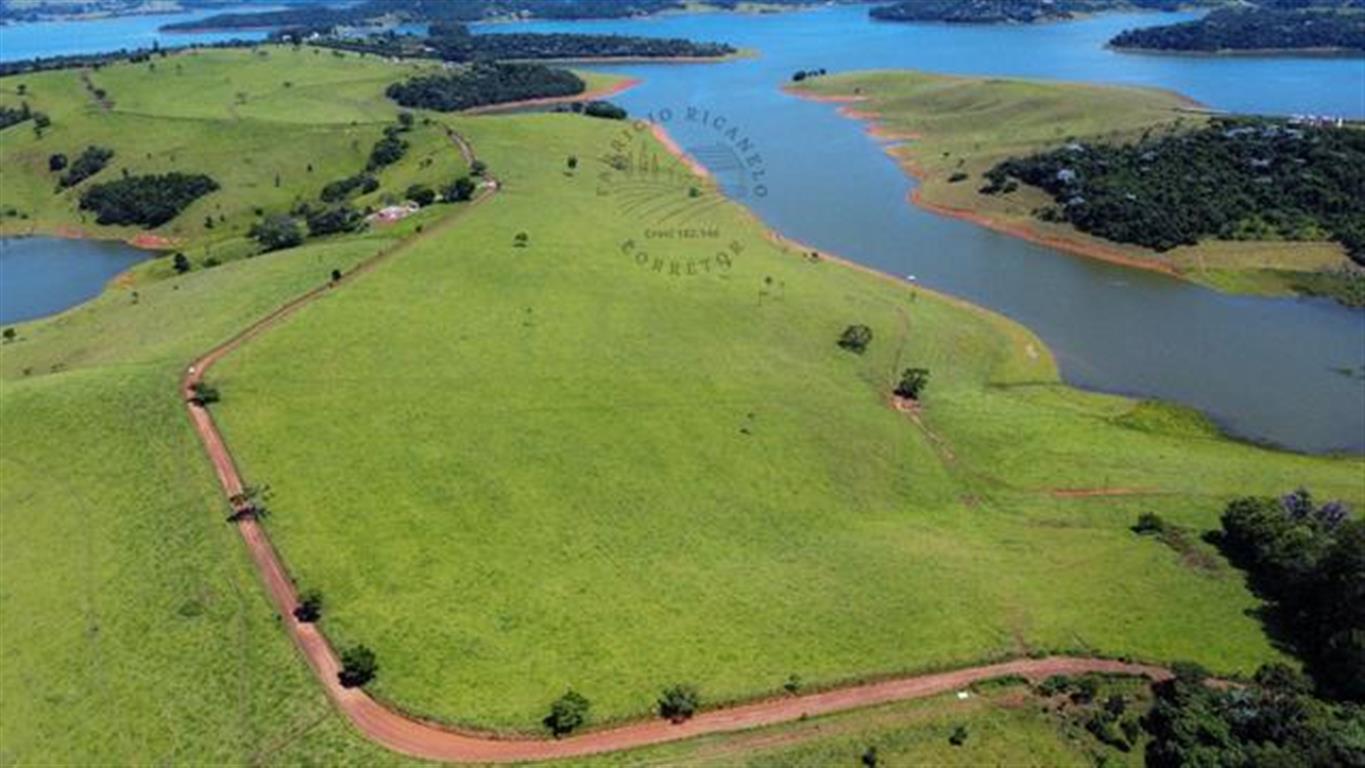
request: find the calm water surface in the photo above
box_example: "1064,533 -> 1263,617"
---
0,237 -> 148,324
0,4 -> 272,62
478,6 -> 1365,453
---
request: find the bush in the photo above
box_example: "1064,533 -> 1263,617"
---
293,589 -> 323,623
837,324 -> 873,354
48,153 -> 67,172
405,183 -> 436,207
251,214 -> 304,252
338,644 -> 377,688
1133,512 -> 1167,535
470,159 -> 487,176
949,724 -> 968,746
79,173 -> 219,227
543,689 -> 590,737
657,684 -> 700,723
172,252 -> 191,274
188,381 -> 219,406
893,367 -> 929,399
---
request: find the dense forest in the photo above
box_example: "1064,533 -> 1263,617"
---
983,118 -> 1365,264
1110,5 -> 1365,52
425,23 -> 734,61
869,0 -> 1205,24
164,0 -> 847,31
385,62 -> 584,111
78,172 -> 219,227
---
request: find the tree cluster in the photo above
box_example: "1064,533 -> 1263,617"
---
78,172 -> 219,227
250,214 -> 304,252
1111,6 -> 1365,52
305,204 -> 363,237
320,173 -> 379,203
58,145 -> 115,188
426,22 -> 734,62
386,62 -> 585,112
985,118 -> 1365,263
1144,662 -> 1365,767
1218,489 -> 1363,701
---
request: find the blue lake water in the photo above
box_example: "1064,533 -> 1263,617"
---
0,4 -> 272,62
0,4 -> 1361,451
479,6 -> 1365,453
0,237 -> 148,324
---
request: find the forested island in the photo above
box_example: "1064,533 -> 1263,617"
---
385,62 -> 585,111
869,0 -> 1210,25
984,117 -> 1365,298
303,22 -> 735,62
1110,3 -> 1365,54
161,0 -> 849,32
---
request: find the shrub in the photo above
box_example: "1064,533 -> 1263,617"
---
837,324 -> 873,354
1037,675 -> 1070,696
293,589 -> 323,623
1133,512 -> 1167,535
470,159 -> 488,176
338,644 -> 377,688
860,745 -> 878,767
251,214 -> 303,252
2,328 -> 16,342
543,689 -> 590,737
172,252 -> 191,274
48,153 -> 67,172
893,367 -> 929,399
188,381 -> 219,406
657,684 -> 700,723
949,724 -> 968,746
948,171 -> 969,183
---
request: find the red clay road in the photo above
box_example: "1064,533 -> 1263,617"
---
182,132 -> 1172,763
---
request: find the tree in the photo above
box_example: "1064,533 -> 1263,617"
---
16,83 -> 25,95
657,684 -> 700,723
306,205 -> 362,237
48,153 -> 67,172
397,111 -> 415,130
893,367 -> 929,399
251,214 -> 304,252
405,183 -> 436,207
443,175 -> 476,202
293,589 -> 323,623
566,155 -> 578,171
543,689 -> 591,737
1133,512 -> 1167,535
949,724 -> 969,746
2,328 -> 15,343
188,381 -> 219,406
338,644 -> 377,688
331,269 -> 343,283
514,232 -> 529,248
172,252 -> 191,274
470,159 -> 487,176
860,746 -> 878,767
837,324 -> 873,354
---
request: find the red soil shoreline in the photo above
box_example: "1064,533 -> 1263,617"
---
783,86 -> 1183,278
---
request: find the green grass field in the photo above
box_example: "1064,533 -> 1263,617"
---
791,71 -> 1356,298
3,48 -> 1363,763
206,110 -> 1360,732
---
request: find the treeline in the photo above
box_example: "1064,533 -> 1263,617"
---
870,0 -> 1200,25
0,39 -> 256,77
386,62 -> 583,112
166,0 -> 845,31
79,173 -> 219,227
426,23 -> 734,62
1219,489 -> 1363,701
0,103 -> 33,130
984,118 -> 1365,263
1110,6 -> 1365,52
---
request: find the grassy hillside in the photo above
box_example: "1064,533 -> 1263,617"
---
0,45 -> 613,266
790,71 -> 1356,299
207,110 -> 1360,733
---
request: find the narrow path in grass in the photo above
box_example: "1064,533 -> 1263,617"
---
182,128 -> 1174,764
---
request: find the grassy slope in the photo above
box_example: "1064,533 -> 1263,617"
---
207,108 -> 1361,733
0,46 -> 609,265
790,70 -> 1353,297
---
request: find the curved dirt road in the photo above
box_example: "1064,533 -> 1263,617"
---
183,131 -> 1171,764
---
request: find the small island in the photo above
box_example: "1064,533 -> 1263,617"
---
870,0 -> 1209,25
1110,4 -> 1365,55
